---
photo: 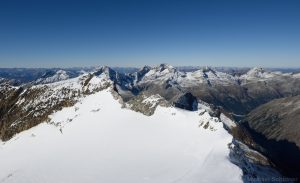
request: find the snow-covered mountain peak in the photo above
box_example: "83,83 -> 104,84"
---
35,70 -> 70,84
177,67 -> 239,87
92,66 -> 127,86
91,66 -> 135,93
56,69 -> 67,75
131,66 -> 152,84
201,67 -> 219,78
153,63 -> 176,73
202,66 -> 216,74
293,72 -> 300,78
94,66 -> 115,76
241,67 -> 277,80
0,77 -> 15,86
139,65 -> 151,72
140,64 -> 182,83
247,67 -> 265,76
45,69 -> 68,78
0,77 -> 6,84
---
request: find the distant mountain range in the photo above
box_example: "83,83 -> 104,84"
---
1,66 -> 299,86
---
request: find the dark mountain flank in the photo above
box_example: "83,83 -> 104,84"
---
242,96 -> 300,179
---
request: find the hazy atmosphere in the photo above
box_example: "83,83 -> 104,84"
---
1,0 -> 300,68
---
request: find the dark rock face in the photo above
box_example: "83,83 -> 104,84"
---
186,76 -> 300,115
229,140 -> 287,183
174,93 -> 198,111
245,96 -> 300,148
242,123 -> 300,180
242,96 -> 300,179
126,93 -> 170,116
95,66 -> 135,93
129,66 -> 151,84
187,84 -> 256,115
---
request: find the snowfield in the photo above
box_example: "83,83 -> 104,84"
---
0,89 -> 242,183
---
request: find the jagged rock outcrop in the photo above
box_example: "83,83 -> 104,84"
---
229,140 -> 287,182
173,92 -> 198,111
126,93 -> 170,116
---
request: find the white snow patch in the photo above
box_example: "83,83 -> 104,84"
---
220,113 -> 237,129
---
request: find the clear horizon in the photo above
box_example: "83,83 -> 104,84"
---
1,0 -> 300,68
1,64 -> 300,69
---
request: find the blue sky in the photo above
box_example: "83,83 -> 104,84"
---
0,0 -> 300,68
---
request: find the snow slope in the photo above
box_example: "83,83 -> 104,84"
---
0,89 -> 242,183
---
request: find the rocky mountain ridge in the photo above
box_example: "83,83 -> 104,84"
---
2,64 -> 300,142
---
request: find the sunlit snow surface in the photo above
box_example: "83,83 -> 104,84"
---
0,90 -> 242,183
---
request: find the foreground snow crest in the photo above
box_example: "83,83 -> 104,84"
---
0,89 -> 242,183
